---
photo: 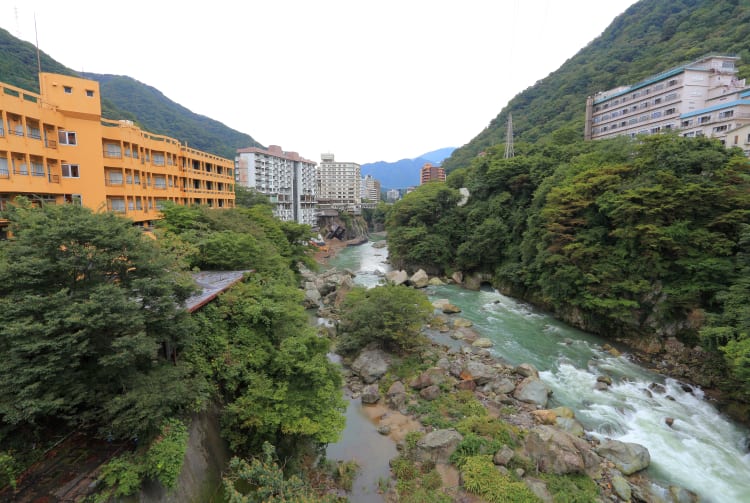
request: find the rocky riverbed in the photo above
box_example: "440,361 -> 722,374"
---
301,261 -> 701,502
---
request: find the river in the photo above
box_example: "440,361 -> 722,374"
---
324,236 -> 750,502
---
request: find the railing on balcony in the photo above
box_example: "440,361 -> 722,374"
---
105,177 -> 124,186
0,127 -> 5,137
45,138 -> 57,148
103,150 -> 123,159
0,169 -> 9,179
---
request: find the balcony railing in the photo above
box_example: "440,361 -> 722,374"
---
103,150 -> 123,159
45,139 -> 57,148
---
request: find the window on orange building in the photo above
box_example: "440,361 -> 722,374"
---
61,164 -> 80,178
58,130 -> 77,145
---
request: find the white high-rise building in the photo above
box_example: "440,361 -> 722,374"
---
317,153 -> 361,213
235,145 -> 317,225
362,174 -> 381,202
585,54 -> 750,155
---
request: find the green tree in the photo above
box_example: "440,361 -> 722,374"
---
701,225 -> 750,399
386,183 -> 462,273
336,285 -> 434,355
188,279 -> 345,458
0,203 -> 203,442
235,186 -> 272,208
222,442 -> 333,503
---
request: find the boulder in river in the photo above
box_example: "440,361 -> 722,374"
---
595,439 -> 650,475
385,270 -> 408,286
414,429 -> 463,464
514,377 -> 551,408
361,384 -> 380,404
351,347 -> 392,384
524,425 -> 600,475
408,269 -> 429,288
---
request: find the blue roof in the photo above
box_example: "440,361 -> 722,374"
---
593,54 -> 740,105
741,90 -> 750,98
594,67 -> 685,104
680,99 -> 750,119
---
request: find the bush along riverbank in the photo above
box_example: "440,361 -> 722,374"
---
302,264 -> 699,503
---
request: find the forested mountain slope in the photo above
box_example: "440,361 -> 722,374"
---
0,27 -> 260,159
84,73 -> 261,159
443,0 -> 750,171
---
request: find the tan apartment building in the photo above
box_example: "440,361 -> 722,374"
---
585,54 -> 750,155
317,153 -> 361,213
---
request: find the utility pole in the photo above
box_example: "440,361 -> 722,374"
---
504,113 -> 514,159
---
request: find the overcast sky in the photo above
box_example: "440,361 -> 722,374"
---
2,0 -> 637,164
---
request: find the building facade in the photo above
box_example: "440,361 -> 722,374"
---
0,73 -> 235,236
317,153 -> 361,213
362,174 -> 381,202
585,54 -> 750,155
235,145 -> 317,225
420,162 -> 446,184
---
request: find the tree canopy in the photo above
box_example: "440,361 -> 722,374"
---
386,134 -> 750,396
0,202 -> 202,442
336,284 -> 434,355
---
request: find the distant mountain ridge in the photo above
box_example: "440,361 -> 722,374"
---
0,27 -> 261,160
361,147 -> 455,189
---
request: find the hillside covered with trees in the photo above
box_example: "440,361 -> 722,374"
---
387,134 -> 750,410
0,198 -> 345,499
0,27 -> 261,160
443,0 -> 750,172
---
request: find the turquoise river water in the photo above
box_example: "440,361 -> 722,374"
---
324,237 -> 750,502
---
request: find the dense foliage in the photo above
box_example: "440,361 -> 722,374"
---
387,135 -> 750,396
158,203 -> 344,461
336,284 -> 434,355
0,201 -> 344,496
223,442 -> 340,503
443,0 -> 750,172
0,202 -> 201,443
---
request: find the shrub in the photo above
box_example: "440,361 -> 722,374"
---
337,285 -> 433,355
460,455 -> 539,503
145,419 -> 189,489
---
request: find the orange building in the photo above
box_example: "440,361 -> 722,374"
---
1,73 -> 234,237
419,162 -> 446,184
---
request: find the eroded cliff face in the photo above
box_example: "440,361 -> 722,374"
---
318,214 -> 369,242
137,409 -> 230,503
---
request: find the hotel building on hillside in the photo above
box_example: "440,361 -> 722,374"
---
585,54 -> 750,155
235,145 -> 317,225
317,153 -> 361,213
420,162 -> 446,184
0,73 -> 235,237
